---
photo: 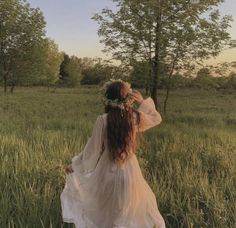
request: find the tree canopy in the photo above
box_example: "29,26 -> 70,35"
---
93,0 -> 233,109
0,0 -> 46,91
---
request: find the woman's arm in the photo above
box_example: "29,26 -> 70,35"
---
131,90 -> 162,132
137,97 -> 162,132
65,115 -> 105,174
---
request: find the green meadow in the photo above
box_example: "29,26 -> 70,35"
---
0,87 -> 235,228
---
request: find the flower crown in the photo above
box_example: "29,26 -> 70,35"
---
101,79 -> 134,110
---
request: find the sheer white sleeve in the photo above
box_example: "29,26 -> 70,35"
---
137,97 -> 162,132
71,115 -> 105,174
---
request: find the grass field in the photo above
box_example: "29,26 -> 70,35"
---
0,87 -> 235,228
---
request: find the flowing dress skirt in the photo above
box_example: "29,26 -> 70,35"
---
61,150 -> 165,228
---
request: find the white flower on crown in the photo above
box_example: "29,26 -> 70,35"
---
101,78 -> 133,110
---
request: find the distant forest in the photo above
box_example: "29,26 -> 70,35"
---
1,0 -> 236,94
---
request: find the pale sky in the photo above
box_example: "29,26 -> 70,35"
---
28,0 -> 236,64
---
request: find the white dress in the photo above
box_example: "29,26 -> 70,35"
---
60,97 -> 166,228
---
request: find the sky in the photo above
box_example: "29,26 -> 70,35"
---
28,0 -> 236,64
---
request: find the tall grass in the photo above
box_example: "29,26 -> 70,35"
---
0,87 -> 235,227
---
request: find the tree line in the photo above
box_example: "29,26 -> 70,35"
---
0,0 -> 130,91
0,0 -> 235,112
130,61 -> 236,91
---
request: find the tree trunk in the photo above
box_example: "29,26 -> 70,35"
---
150,7 -> 162,109
3,73 -> 7,92
151,61 -> 158,107
145,70 -> 151,96
146,27 -> 152,97
163,52 -> 178,114
3,60 -> 9,93
163,86 -> 170,114
151,30 -> 161,109
10,85 -> 15,93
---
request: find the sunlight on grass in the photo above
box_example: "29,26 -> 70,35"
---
0,87 -> 235,227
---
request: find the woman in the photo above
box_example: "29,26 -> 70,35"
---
60,79 -> 165,228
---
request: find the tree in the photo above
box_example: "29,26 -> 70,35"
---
59,54 -> 82,87
225,71 -> 236,89
93,0 -> 232,112
196,67 -> 212,78
80,61 -> 113,85
79,57 -> 95,72
194,67 -> 218,89
0,0 -> 46,92
6,42 -> 43,91
65,56 -> 82,86
39,38 -> 63,89
59,53 -> 70,84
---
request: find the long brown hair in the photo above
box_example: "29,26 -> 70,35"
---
104,81 -> 141,163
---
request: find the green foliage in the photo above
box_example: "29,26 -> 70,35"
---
59,53 -> 70,84
59,54 -> 83,87
0,87 -> 235,227
0,0 -> 46,91
168,73 -> 193,89
130,64 -> 236,91
80,60 -> 127,85
197,68 -> 212,78
130,61 -> 150,88
64,56 -> 82,87
80,62 -> 110,85
79,57 -> 95,72
39,38 -> 63,87
224,72 -> 236,89
93,0 -> 232,102
195,67 -> 218,89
